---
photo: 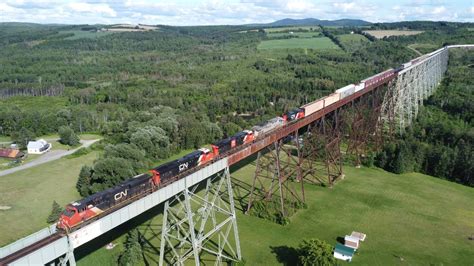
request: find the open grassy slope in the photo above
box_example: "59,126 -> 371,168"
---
0,152 -> 99,246
258,37 -> 339,50
76,164 -> 474,265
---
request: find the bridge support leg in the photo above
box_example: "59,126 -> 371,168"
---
159,167 -> 241,265
346,84 -> 388,164
59,237 -> 75,266
246,135 -> 306,222
307,112 -> 343,187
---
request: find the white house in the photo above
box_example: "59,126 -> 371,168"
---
27,139 -> 51,154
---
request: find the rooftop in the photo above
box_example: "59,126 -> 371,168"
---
335,243 -> 355,257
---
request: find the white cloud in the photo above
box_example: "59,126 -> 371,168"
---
0,0 -> 472,25
68,2 -> 117,17
432,6 -> 447,14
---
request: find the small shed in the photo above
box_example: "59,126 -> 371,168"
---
351,231 -> 366,241
0,148 -> 24,159
27,139 -> 51,154
334,243 -> 355,262
344,235 -> 360,249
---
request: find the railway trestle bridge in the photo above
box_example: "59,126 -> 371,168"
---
0,45 -> 472,266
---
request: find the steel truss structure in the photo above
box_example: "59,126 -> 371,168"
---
245,109 -> 346,220
345,84 -> 388,165
159,167 -> 241,266
245,137 -> 306,218
382,49 -> 449,133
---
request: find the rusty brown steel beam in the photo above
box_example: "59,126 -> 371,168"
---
228,76 -> 394,166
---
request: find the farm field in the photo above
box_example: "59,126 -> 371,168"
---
258,37 -> 339,50
264,26 -> 319,32
267,32 -> 321,38
363,30 -> 424,39
76,163 -> 474,265
338,34 -> 370,51
0,151 -> 99,246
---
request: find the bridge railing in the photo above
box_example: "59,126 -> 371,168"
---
0,224 -> 57,259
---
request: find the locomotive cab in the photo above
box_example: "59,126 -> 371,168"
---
58,205 -> 80,230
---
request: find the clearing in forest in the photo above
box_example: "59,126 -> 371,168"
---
264,26 -> 320,32
257,37 -> 339,50
363,30 -> 423,39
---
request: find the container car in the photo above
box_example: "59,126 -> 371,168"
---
282,108 -> 305,122
301,99 -> 324,116
354,83 -> 365,92
335,84 -> 356,99
324,93 -> 340,107
252,117 -> 284,137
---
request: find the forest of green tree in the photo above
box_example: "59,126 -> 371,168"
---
0,21 -> 472,192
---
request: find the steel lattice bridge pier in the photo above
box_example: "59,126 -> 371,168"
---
0,45 -> 472,266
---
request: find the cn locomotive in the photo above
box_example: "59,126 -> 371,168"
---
58,48 -> 440,230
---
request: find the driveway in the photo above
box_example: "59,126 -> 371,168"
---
0,139 -> 100,177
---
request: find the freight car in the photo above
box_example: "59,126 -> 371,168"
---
252,117 -> 285,137
336,84 -> 356,99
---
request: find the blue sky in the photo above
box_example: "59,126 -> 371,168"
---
0,0 -> 472,25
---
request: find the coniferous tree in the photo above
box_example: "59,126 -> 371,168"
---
47,201 -> 62,224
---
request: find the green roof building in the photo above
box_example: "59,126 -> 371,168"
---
334,243 -> 356,262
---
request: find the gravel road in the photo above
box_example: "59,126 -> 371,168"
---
0,139 -> 100,177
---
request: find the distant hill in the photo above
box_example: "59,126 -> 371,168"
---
254,18 -> 372,27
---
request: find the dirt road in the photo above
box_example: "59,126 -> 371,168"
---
0,139 -> 100,177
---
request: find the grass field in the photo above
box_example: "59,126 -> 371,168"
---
258,37 -> 339,50
76,163 -> 474,265
408,43 -> 439,54
363,30 -> 424,39
0,151 -> 99,246
267,32 -> 322,39
264,26 -> 319,33
338,34 -> 370,51
0,96 -> 68,111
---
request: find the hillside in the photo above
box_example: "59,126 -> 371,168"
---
76,164 -> 474,265
260,18 -> 372,27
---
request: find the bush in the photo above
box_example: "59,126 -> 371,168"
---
297,239 -> 337,266
58,126 -> 80,146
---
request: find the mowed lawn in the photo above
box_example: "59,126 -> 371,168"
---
258,37 -> 339,50
77,163 -> 474,265
0,151 -> 99,246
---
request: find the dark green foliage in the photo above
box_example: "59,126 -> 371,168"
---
58,126 -> 80,146
118,229 -> 143,266
47,200 -> 62,224
11,127 -> 35,150
76,165 -> 92,197
297,239 -> 337,266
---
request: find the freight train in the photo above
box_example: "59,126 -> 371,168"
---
57,52 -> 438,231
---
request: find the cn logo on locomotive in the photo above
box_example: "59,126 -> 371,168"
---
179,162 -> 189,172
114,190 -> 128,201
